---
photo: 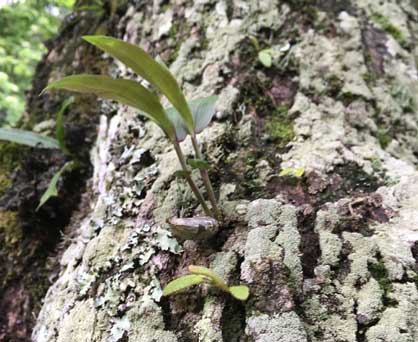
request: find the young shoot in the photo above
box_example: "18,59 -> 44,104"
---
163,265 -> 250,301
43,36 -> 220,219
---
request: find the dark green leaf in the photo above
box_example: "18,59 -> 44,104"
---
36,161 -> 75,211
162,274 -> 206,296
44,74 -> 176,140
82,36 -> 194,134
56,98 -> 73,154
187,159 -> 211,170
173,170 -> 190,178
229,285 -> 250,301
188,265 -> 229,292
0,127 -> 59,149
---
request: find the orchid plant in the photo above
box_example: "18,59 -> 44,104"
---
44,36 -> 220,219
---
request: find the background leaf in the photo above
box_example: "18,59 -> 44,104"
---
45,74 -> 176,139
0,127 -> 59,148
173,170 -> 190,179
187,158 -> 211,170
258,49 -> 272,67
229,285 -> 250,301
162,274 -> 206,296
55,97 -> 73,154
36,161 -> 75,211
294,167 -> 305,177
279,167 -> 305,178
82,36 -> 195,133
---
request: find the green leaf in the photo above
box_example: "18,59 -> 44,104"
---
189,96 -> 218,134
173,170 -> 190,179
229,285 -> 250,301
56,98 -> 73,154
258,49 -> 272,67
187,159 -> 211,170
294,167 -> 305,178
162,274 -> 206,296
36,161 -> 75,211
248,35 -> 260,51
165,96 -> 218,141
165,106 -> 188,142
0,127 -> 59,149
279,167 -> 305,178
82,36 -> 194,134
44,74 -> 176,140
278,168 -> 294,177
188,265 -> 229,292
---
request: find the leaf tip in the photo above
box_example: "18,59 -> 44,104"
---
229,285 -> 250,301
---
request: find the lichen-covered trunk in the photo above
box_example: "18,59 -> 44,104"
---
7,0 -> 418,341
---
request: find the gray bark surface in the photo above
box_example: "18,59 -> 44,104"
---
28,0 -> 418,341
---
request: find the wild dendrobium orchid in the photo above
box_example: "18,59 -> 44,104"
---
44,36 -> 221,220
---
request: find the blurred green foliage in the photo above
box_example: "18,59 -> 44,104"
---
0,0 -> 75,126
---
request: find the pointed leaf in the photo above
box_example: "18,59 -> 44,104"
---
56,98 -> 73,155
165,96 -> 218,141
189,96 -> 218,134
165,106 -> 188,142
82,36 -> 194,133
0,127 -> 59,149
162,274 -> 206,296
187,158 -> 211,170
44,74 -> 175,139
294,167 -> 305,178
279,167 -> 305,178
188,265 -> 229,292
36,161 -> 75,211
279,168 -> 295,177
229,285 -> 250,301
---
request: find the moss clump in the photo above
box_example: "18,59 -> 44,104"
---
376,126 -> 392,149
0,174 -> 11,197
0,142 -> 27,196
265,106 -> 294,149
167,21 -> 181,64
0,142 -> 26,171
0,210 -> 22,251
368,259 -> 397,306
371,14 -> 407,47
244,94 -> 274,117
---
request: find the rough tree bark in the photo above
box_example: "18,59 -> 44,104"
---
2,0 -> 418,341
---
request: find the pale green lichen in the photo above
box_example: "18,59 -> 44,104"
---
246,312 -> 308,342
371,13 -> 407,47
356,278 -> 383,325
194,297 -> 223,342
275,205 -> 303,292
56,299 -> 97,342
127,296 -> 177,342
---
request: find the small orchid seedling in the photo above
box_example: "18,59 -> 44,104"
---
163,265 -> 250,301
43,36 -> 220,219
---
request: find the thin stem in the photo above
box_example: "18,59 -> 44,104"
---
173,141 -> 213,217
190,135 -> 221,220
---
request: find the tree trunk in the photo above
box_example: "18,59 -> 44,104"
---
4,0 -> 418,341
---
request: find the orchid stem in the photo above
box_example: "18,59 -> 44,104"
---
190,135 -> 221,220
173,141 -> 213,217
